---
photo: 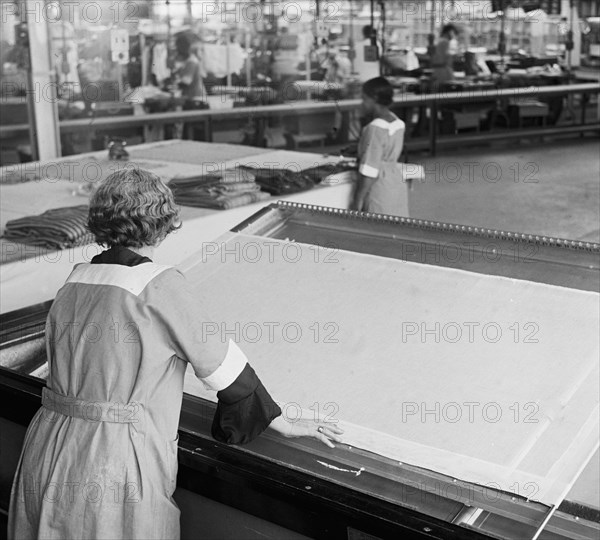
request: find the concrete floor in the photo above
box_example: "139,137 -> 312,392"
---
408,136 -> 600,243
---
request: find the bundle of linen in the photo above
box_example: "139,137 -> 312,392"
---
168,169 -> 270,210
238,166 -> 315,196
239,161 -> 358,196
299,161 -> 358,185
0,168 -> 42,184
2,205 -> 94,249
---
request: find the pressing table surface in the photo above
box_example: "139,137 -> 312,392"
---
179,230 -> 599,509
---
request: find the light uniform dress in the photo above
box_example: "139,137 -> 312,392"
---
358,115 -> 408,216
8,246 -> 280,540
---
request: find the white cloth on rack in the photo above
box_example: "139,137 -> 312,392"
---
141,42 -> 151,86
405,49 -> 420,71
151,42 -> 171,83
203,43 -> 245,78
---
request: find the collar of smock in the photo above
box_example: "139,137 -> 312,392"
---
91,246 -> 152,267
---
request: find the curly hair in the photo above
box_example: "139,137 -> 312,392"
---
88,168 -> 181,248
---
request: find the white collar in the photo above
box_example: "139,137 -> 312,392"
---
370,117 -> 405,135
66,262 -> 172,296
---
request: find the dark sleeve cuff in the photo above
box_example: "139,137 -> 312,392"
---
211,363 -> 282,445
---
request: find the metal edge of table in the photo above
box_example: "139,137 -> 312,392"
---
232,202 -> 600,292
248,202 -> 600,253
0,300 -> 52,348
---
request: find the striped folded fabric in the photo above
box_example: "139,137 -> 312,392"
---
211,182 -> 260,194
175,191 -> 271,210
2,205 -> 94,250
0,169 -> 42,184
168,174 -> 221,189
169,169 -> 256,189
169,169 -> 267,210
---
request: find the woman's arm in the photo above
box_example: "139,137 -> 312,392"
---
210,350 -> 343,447
350,174 -> 377,211
155,270 -> 343,448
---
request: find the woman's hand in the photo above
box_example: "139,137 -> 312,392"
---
269,412 -> 344,449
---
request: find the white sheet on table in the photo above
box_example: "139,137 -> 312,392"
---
179,232 -> 600,507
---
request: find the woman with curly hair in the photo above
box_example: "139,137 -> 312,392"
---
8,169 -> 342,540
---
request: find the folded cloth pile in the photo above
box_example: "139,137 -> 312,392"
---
299,161 -> 357,184
169,169 -> 271,210
2,205 -> 94,250
239,167 -> 315,196
0,168 -> 42,184
240,161 -> 358,196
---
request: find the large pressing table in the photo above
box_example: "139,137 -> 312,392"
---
2,203 -> 598,539
180,203 -> 600,510
0,140 -> 354,313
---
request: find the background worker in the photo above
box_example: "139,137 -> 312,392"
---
351,77 -> 409,216
430,24 -> 459,90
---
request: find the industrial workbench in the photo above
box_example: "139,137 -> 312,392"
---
0,140 -> 355,313
1,202 -> 598,539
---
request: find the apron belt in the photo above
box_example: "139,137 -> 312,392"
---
41,387 -> 142,423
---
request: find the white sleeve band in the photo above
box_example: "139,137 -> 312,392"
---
201,339 -> 248,391
359,163 -> 379,178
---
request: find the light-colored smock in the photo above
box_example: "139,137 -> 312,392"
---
358,116 -> 408,216
7,249 -> 277,540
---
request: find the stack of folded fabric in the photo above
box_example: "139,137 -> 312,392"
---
240,161 -> 358,196
239,167 -> 315,196
2,205 -> 94,250
0,167 -> 42,184
169,169 -> 270,210
300,161 -> 358,185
